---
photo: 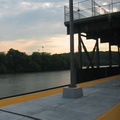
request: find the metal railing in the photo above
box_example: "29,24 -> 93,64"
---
101,0 -> 120,13
64,0 -> 120,22
64,6 -> 86,22
92,1 -> 108,16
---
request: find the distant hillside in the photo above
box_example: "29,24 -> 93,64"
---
60,51 -> 119,67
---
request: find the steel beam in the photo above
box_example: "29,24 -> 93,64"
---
78,33 -> 82,69
80,39 -> 94,69
109,43 -> 112,67
86,41 -> 96,69
118,45 -> 120,67
96,39 -> 100,68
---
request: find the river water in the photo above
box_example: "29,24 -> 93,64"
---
0,70 -> 70,98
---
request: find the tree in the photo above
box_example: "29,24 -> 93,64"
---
0,52 -> 7,73
31,52 -> 42,71
6,48 -> 28,72
40,52 -> 51,71
50,54 -> 69,70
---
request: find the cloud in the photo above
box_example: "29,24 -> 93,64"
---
0,0 -> 66,42
0,0 -> 116,54
0,0 -> 68,17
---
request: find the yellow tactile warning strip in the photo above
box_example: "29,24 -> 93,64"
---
96,103 -> 120,120
0,88 -> 63,107
0,75 -> 120,107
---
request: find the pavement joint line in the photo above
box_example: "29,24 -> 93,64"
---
0,109 -> 42,120
0,75 -> 120,107
96,102 -> 120,120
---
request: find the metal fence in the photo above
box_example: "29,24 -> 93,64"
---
64,0 -> 120,22
101,0 -> 120,13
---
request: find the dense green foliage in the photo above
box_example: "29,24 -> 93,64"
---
0,48 -> 70,73
0,48 -> 119,74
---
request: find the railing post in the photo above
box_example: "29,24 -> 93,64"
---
91,0 -> 94,16
111,0 -> 113,13
64,6 -> 66,22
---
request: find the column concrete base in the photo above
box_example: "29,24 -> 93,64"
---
62,87 -> 83,98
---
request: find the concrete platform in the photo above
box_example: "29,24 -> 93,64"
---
0,75 -> 120,120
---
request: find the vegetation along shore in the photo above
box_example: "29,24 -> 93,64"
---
0,48 -> 119,74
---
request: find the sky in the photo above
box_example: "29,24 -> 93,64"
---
0,0 -> 118,54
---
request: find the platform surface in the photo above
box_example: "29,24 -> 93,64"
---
0,75 -> 120,120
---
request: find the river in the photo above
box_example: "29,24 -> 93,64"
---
0,70 -> 70,98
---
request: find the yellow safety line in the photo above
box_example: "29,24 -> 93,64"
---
0,75 -> 120,107
77,75 -> 120,87
96,103 -> 120,120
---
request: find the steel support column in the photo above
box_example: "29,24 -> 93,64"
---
69,0 -> 76,87
63,0 -> 83,98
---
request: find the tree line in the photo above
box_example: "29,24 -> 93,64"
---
0,48 -> 119,74
0,48 -> 71,74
